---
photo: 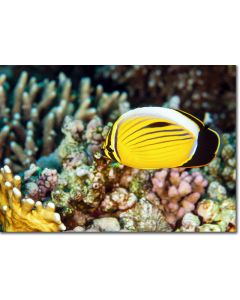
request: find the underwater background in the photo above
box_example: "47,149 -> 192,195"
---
0,65 -> 236,232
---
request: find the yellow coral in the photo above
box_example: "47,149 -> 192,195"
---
0,165 -> 66,232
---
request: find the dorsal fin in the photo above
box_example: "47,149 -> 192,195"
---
174,109 -> 204,129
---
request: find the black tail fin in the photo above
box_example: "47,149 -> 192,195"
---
182,127 -> 220,168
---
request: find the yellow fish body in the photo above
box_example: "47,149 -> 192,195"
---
102,107 -> 220,169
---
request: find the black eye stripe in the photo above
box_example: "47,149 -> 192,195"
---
107,147 -> 114,152
107,127 -> 113,148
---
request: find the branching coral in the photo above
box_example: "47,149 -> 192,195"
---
96,65 -> 236,131
0,165 -> 65,232
0,71 -> 129,172
0,65 -> 95,84
150,168 -> 208,227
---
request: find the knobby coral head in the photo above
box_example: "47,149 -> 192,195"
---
0,165 -> 66,232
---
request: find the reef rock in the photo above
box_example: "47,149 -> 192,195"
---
119,198 -> 172,232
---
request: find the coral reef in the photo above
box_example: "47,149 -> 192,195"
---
50,117 -> 170,231
96,65 -> 236,131
204,132 -> 236,192
150,168 -> 208,227
0,165 -> 65,232
51,117 -> 109,221
0,71 -> 129,172
0,66 -> 236,233
192,136 -> 237,232
15,110 -> 235,233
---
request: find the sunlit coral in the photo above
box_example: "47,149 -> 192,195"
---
0,165 -> 65,232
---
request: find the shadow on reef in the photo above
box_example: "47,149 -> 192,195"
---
0,65 -> 97,88
95,65 -> 236,132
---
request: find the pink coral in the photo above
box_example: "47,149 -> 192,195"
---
27,168 -> 58,200
150,168 -> 208,227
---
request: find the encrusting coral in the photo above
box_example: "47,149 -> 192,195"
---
0,165 -> 66,232
119,198 -> 172,232
0,71 -> 129,172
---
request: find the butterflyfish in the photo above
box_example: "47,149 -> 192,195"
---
101,107 -> 220,169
